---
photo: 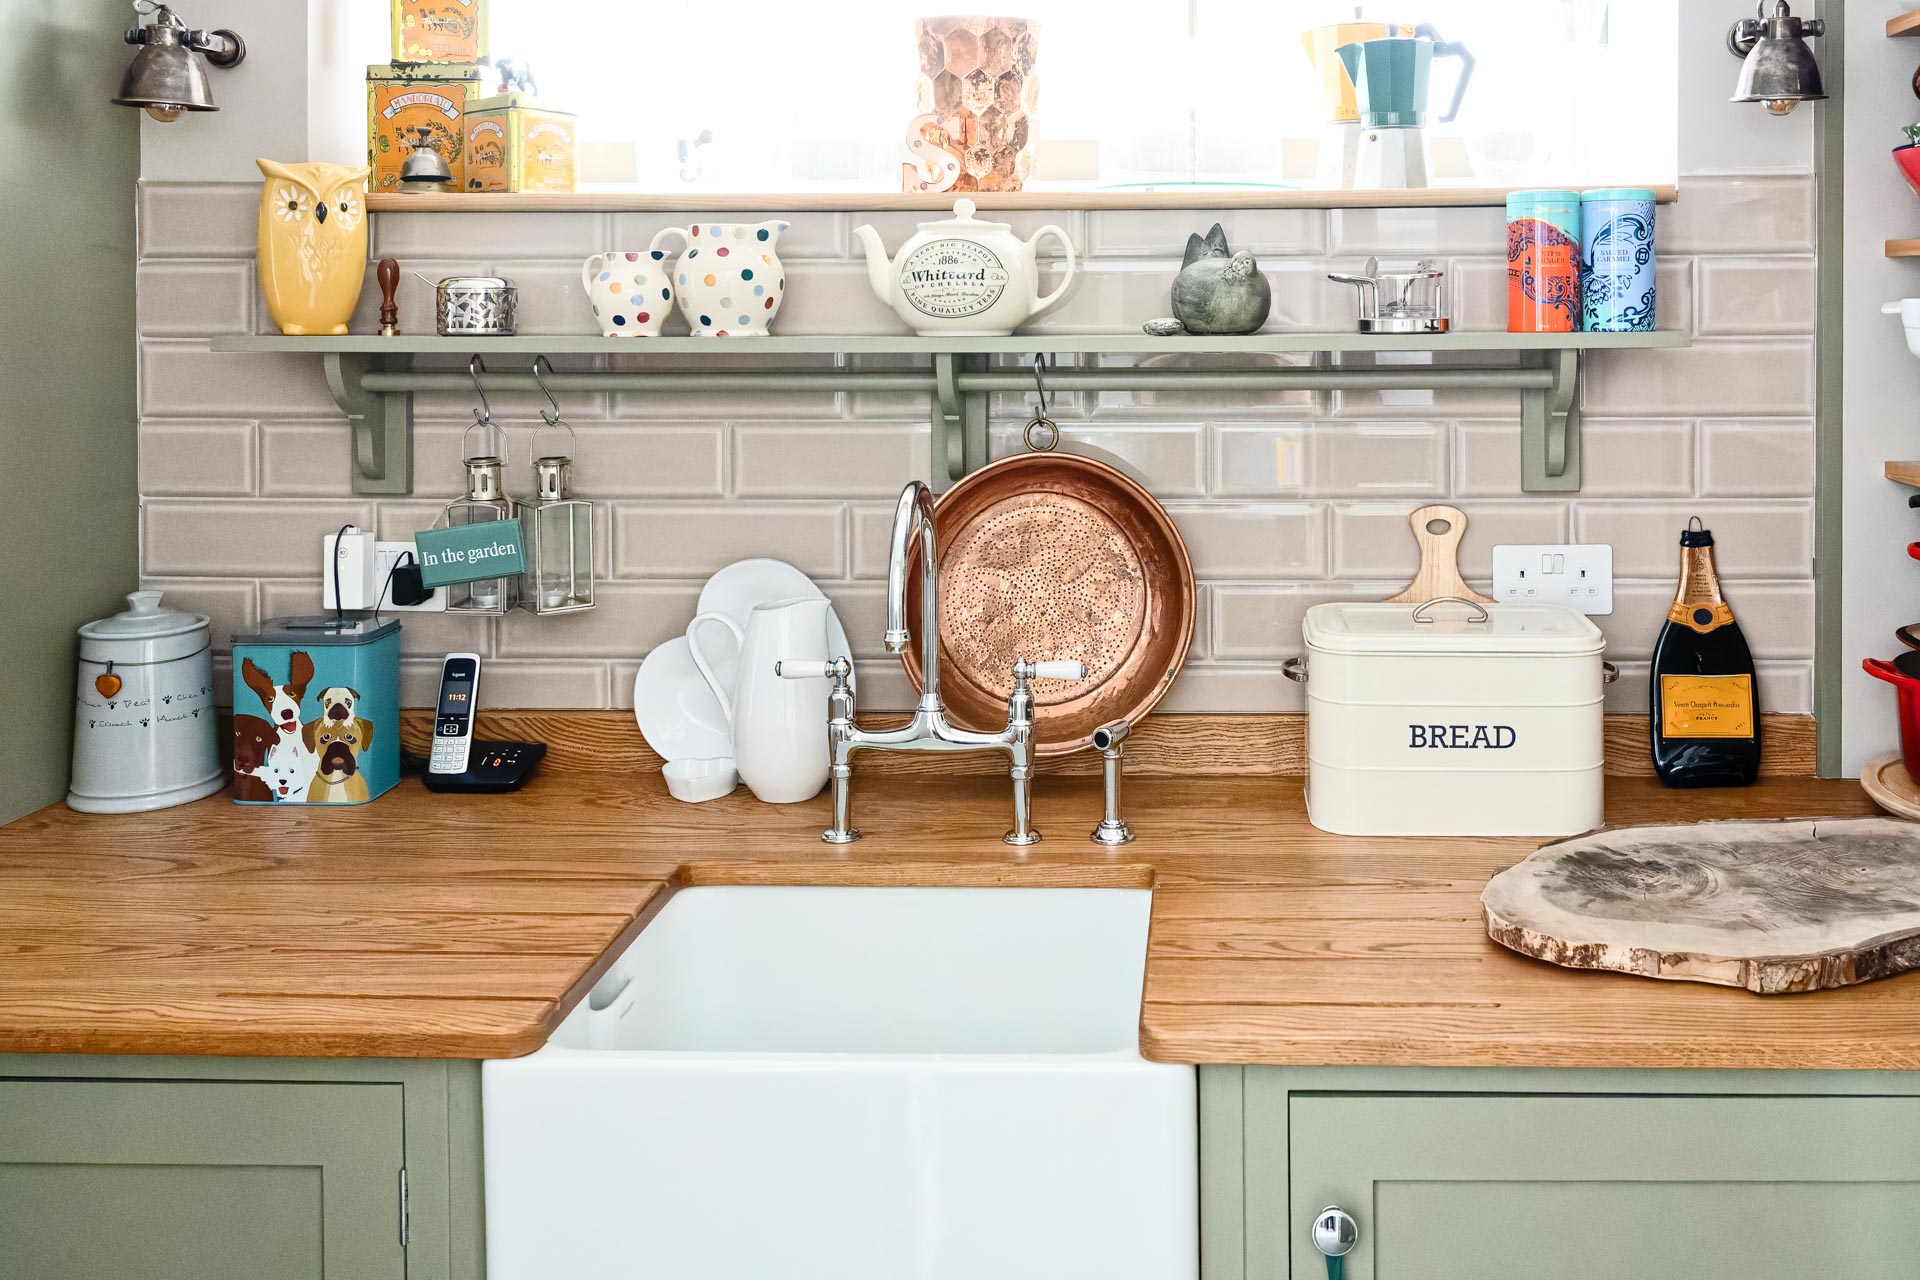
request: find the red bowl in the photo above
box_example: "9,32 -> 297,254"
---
1897,145 -> 1920,201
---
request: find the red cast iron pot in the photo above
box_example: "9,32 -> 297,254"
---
1864,652 -> 1920,780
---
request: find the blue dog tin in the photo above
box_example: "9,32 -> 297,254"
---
1580,188 -> 1657,332
230,617 -> 401,805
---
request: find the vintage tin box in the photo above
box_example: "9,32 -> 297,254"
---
464,93 -> 577,192
1292,600 -> 1609,837
391,0 -> 489,64
231,618 -> 401,806
368,63 -> 485,193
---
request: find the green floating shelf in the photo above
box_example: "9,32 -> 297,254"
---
208,330 -> 1692,496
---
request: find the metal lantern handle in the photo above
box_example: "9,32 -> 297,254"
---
528,356 -> 577,463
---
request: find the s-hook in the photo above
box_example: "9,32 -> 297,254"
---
1024,352 -> 1060,452
530,354 -> 564,428
464,354 -> 502,460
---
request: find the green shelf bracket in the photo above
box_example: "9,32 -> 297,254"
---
1519,348 -> 1582,493
929,352 -> 989,492
322,353 -> 413,496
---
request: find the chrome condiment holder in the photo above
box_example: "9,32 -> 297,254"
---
1327,256 -> 1450,334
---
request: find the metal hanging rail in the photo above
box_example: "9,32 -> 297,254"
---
209,332 -> 1691,497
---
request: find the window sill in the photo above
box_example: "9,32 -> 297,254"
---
366,184 -> 1679,214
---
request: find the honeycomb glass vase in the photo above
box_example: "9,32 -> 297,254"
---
911,15 -> 1039,193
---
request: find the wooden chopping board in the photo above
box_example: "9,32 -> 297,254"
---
1483,817 -> 1920,993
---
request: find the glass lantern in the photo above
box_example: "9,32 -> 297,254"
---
519,435 -> 595,617
443,432 -> 518,616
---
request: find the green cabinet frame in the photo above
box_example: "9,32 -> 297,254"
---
1204,1065 -> 1920,1280
0,1056 -> 485,1280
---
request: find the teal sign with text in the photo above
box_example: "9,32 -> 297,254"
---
415,519 -> 525,587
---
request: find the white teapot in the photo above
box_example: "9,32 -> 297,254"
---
854,198 -> 1075,336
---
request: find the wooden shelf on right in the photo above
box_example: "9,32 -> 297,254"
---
1891,8 -> 1920,37
1890,240 -> 1920,257
1886,461 -> 1920,486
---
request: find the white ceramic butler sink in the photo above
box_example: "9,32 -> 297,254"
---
482,886 -> 1198,1280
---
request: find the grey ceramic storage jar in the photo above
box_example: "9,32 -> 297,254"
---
67,591 -> 223,813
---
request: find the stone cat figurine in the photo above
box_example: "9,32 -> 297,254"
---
1143,223 -> 1272,336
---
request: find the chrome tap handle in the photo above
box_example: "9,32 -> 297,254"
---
1091,719 -> 1134,845
1311,1206 -> 1359,1280
776,657 -> 860,845
1002,658 -> 1087,848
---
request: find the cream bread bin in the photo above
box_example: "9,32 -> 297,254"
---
1289,597 -> 1612,837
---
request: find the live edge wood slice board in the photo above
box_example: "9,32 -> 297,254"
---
1484,817 -> 1920,994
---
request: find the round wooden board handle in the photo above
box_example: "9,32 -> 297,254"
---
1381,504 -> 1495,605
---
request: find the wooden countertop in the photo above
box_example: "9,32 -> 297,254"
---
0,763 -> 1902,1068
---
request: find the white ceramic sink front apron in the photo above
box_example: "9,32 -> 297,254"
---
482,886 -> 1198,1280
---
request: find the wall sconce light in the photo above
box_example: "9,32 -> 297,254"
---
111,2 -> 245,123
1727,0 -> 1826,117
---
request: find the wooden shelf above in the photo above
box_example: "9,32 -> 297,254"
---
1887,461 -> 1920,487
364,183 -> 1680,215
1890,8 -> 1920,37
1890,240 -> 1920,258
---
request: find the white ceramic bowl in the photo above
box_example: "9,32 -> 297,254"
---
662,757 -> 738,804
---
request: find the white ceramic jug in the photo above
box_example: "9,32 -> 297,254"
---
648,219 -> 790,337
688,596 -> 830,803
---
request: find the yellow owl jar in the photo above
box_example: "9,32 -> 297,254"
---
256,160 -> 371,336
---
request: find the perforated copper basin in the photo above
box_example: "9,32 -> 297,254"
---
902,452 -> 1196,755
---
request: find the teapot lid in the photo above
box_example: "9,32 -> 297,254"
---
80,591 -> 207,641
920,197 -> 1008,234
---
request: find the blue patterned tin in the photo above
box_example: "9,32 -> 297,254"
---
1579,188 -> 1657,332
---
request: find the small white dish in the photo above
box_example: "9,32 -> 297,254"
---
632,636 -> 732,763
697,558 -> 855,695
662,757 -> 738,803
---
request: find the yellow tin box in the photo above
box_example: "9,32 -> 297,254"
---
367,64 -> 484,193
391,0 -> 488,64
464,93 -> 577,193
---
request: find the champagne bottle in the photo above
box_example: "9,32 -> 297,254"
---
1650,519 -> 1761,787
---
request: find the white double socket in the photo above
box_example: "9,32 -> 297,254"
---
322,530 -> 445,613
1490,544 -> 1613,615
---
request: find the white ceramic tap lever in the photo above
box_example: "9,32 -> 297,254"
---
1029,660 -> 1089,681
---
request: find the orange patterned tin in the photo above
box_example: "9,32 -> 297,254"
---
391,0 -> 488,64
464,93 -> 577,193
367,64 -> 484,193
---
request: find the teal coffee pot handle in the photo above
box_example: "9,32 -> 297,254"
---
1415,24 -> 1476,124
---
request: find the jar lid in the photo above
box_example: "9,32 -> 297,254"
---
1303,601 -> 1604,656
1580,187 -> 1658,202
79,591 -> 207,642
438,276 -> 514,292
1506,189 -> 1583,212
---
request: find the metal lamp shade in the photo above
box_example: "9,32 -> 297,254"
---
1730,37 -> 1825,104
113,28 -> 218,114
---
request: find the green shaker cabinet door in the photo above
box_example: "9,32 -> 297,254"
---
1286,1094 -> 1920,1280
0,1080 -> 405,1280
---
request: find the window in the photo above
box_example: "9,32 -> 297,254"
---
367,0 -> 1677,192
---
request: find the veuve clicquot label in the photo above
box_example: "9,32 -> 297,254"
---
1659,673 -> 1755,739
1649,519 -> 1760,787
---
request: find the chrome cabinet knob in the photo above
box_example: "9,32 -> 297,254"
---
1312,1205 -> 1358,1278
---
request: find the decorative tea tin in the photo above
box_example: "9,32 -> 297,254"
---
1580,188 -> 1657,333
1506,189 -> 1582,333
464,92 -> 577,192
391,0 -> 489,64
367,63 -> 484,193
435,275 -> 518,335
231,617 -> 401,806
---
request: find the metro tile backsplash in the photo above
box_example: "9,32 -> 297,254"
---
135,174 -> 1818,715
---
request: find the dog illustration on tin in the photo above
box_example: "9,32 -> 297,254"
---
304,686 -> 376,804
240,652 -> 318,802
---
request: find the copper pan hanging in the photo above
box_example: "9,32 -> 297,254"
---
901,448 -> 1197,755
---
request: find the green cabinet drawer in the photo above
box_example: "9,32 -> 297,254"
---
1284,1093 -> 1920,1280
0,1079 -> 405,1280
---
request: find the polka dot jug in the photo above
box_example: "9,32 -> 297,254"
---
581,250 -> 676,338
647,220 -> 790,337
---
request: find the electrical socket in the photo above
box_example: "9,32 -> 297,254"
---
1490,544 -> 1613,615
320,534 -> 445,612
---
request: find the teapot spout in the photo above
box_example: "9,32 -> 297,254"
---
852,223 -> 893,304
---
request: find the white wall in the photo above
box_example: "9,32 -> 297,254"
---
138,0 -> 306,181
1841,6 -> 1916,774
